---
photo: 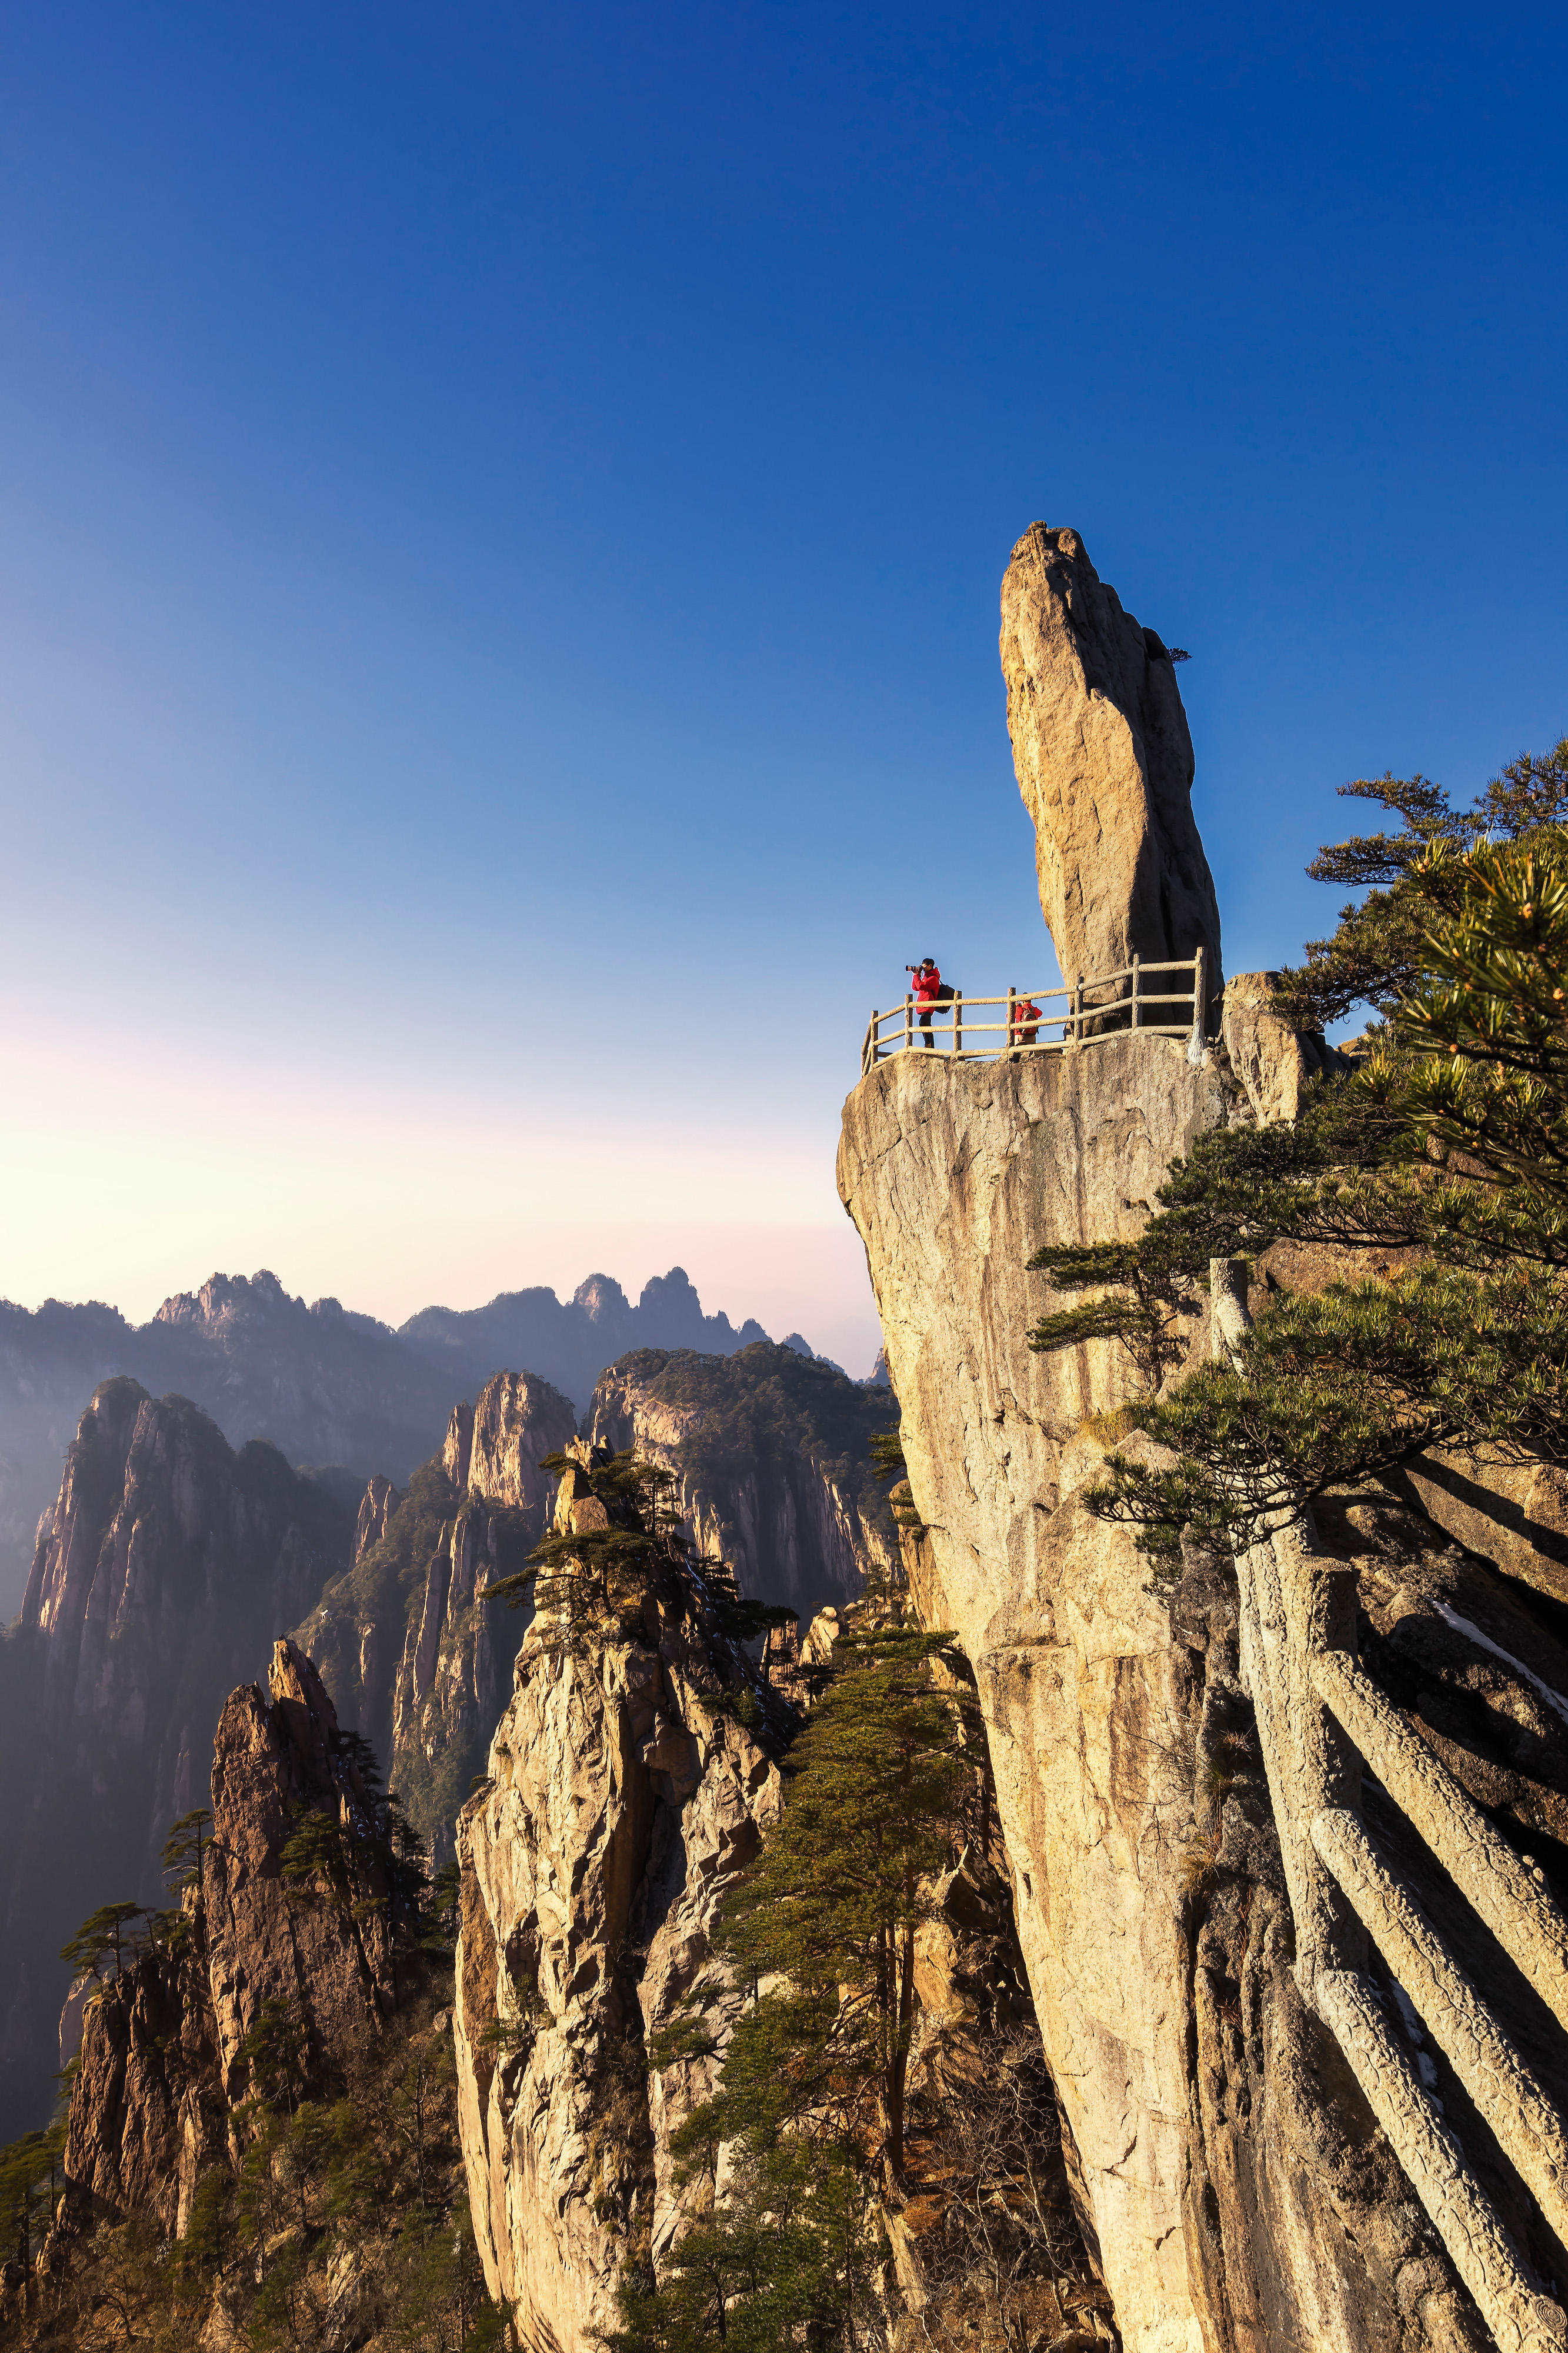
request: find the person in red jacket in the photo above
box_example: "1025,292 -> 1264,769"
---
907,958 -> 941,1048
1011,993 -> 1043,1048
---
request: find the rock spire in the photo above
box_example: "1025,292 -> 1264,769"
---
999,523 -> 1223,1004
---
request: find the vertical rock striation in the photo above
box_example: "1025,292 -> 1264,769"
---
839,1040 -> 1232,2351
0,1382 -> 352,2139
588,1342 -> 898,1617
295,1370 -> 578,1867
454,1462 -> 783,2353
1000,524 -> 1223,1002
62,1638 -> 415,2235
391,1377 -> 578,1855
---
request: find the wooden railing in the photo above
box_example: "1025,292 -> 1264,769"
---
860,948 -> 1207,1076
1218,1259 -> 1568,2353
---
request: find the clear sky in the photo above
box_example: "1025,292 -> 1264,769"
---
2,4 -> 1564,1374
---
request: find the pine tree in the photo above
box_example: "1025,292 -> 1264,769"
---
162,1805 -> 213,1900
1026,806 -> 1568,1574
281,1809 -> 352,1908
1266,736 -> 1568,1031
59,1899 -> 144,1982
487,1444 -> 796,1697
0,2120 -> 66,2284
609,1624 -> 976,2347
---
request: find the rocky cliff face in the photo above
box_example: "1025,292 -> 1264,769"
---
0,1382 -> 353,2141
836,534 -> 1568,2351
62,1640 -> 411,2238
837,1036 -> 1548,2352
453,1454 -> 784,2352
588,1341 -> 898,1617
295,1369 -> 578,1866
840,1039 -> 1232,2351
1000,524 -> 1223,1003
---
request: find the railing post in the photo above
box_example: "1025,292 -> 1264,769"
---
868,1011 -> 880,1071
1074,973 -> 1083,1045
1238,1517 -> 1366,2002
1187,944 -> 1207,1065
953,991 -> 963,1055
1007,985 -> 1016,1052
1130,955 -> 1140,1032
905,994 -> 912,1052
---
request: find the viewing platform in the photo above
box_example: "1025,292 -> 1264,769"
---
860,948 -> 1207,1075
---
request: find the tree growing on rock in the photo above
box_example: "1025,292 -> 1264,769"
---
59,1901 -> 144,1985
1268,736 -> 1568,1032
1025,763 -> 1568,1574
161,1806 -> 212,1897
611,1624 -> 980,2351
488,1444 -> 797,1677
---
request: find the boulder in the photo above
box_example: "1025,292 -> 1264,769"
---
1000,525 -> 1223,1006
1222,971 -> 1347,1125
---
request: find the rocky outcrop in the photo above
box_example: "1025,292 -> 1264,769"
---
454,1459 -> 785,2353
62,1639 -> 416,2234
0,1263 -> 792,1621
1221,971 -> 1347,1124
838,978 -> 1568,2341
588,1342 -> 898,1617
0,1383 -> 353,2140
1000,525 -> 1223,1004
296,1372 -> 578,1868
355,1474 -> 399,1558
839,1040 -> 1230,2350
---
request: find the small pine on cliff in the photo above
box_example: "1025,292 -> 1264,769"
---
589,1342 -> 900,1616
1030,784 -> 1568,1575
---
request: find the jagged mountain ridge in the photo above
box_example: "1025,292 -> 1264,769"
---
0,1337 -> 886,2141
0,1263 -> 806,1619
589,1341 -> 899,1618
299,1344 -> 897,1871
0,1380 -> 355,2142
398,1266 -> 773,1407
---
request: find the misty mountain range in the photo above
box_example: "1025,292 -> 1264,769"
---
0,1264 -> 826,1619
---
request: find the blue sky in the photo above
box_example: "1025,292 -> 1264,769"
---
2,2 -> 1564,1371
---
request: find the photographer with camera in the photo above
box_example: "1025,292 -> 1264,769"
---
906,956 -> 942,1049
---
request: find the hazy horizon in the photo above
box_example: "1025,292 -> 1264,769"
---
2,1235 -> 883,1381
3,5 -> 1564,1378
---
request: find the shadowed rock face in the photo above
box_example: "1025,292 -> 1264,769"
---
0,1384 -> 352,2141
588,1342 -> 898,1619
63,1639 -> 417,2235
1000,524 -> 1223,1004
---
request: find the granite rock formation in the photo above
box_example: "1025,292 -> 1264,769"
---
999,524 -> 1223,1005
837,538 -> 1568,2349
588,1341 -> 899,1618
294,1370 -> 578,1867
1221,970 -> 1348,1125
836,1032 -> 1560,2349
62,1640 -> 412,2237
0,1382 -> 353,2139
453,1455 -> 785,2351
0,1265 -> 796,1620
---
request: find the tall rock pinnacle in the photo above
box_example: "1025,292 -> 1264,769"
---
1000,524 -> 1223,1002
